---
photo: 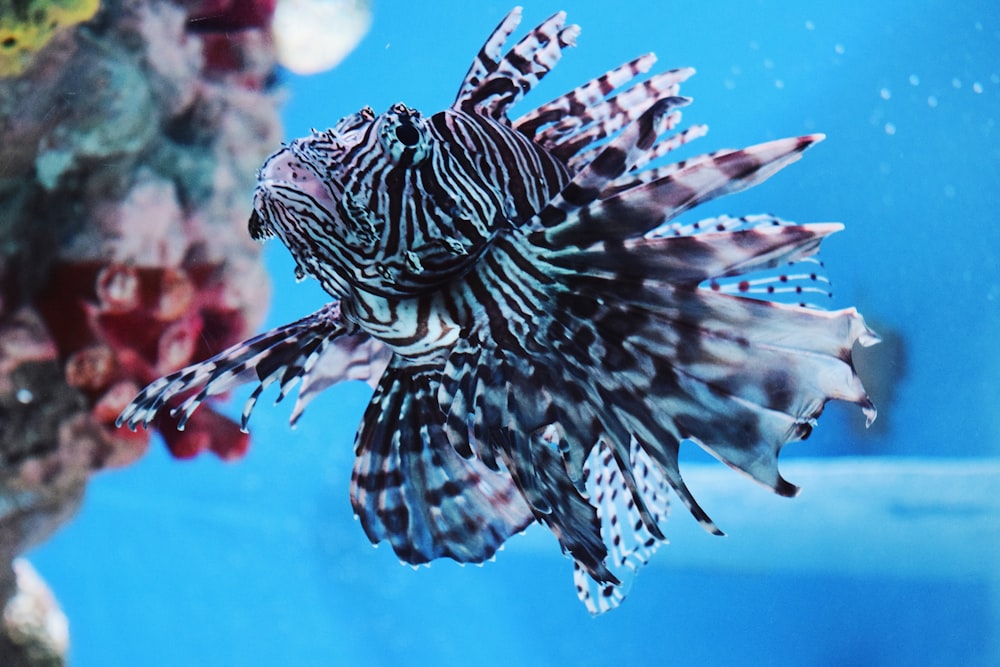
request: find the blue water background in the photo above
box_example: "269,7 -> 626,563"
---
30,1 -> 999,664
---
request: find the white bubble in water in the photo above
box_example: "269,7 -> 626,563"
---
908,74 -> 920,86
834,43 -> 845,55
879,87 -> 891,100
884,122 -> 896,135
805,20 -> 815,30
927,95 -> 938,108
973,82 -> 983,94
952,78 -> 962,89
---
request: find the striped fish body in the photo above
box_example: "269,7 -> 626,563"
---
119,9 -> 878,613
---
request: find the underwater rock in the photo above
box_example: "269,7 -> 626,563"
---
0,559 -> 69,667
0,311 -> 88,667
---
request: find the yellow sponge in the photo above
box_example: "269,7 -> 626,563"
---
0,0 -> 100,77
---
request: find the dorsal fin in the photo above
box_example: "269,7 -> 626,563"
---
454,9 -> 579,120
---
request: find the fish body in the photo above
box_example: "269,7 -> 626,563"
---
119,8 -> 878,613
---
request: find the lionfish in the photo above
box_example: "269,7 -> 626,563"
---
118,8 -> 878,613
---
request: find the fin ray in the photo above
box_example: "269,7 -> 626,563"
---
117,302 -> 354,432
351,362 -> 535,564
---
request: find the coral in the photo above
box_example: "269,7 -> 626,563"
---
0,559 -> 68,667
33,35 -> 157,190
0,0 -> 100,77
188,0 -> 276,31
0,0 -> 280,454
0,0 -> 283,660
188,0 -> 278,89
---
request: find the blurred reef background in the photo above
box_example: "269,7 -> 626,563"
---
0,0 -> 285,661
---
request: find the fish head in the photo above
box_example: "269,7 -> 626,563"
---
249,104 -> 506,297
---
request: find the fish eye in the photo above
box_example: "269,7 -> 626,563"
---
378,107 -> 431,164
395,123 -> 421,146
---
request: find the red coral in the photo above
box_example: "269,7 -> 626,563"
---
187,0 -> 278,87
187,0 -> 277,31
155,407 -> 250,460
65,345 -> 116,391
35,260 -> 254,461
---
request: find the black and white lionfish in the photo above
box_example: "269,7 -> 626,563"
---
119,8 -> 879,613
